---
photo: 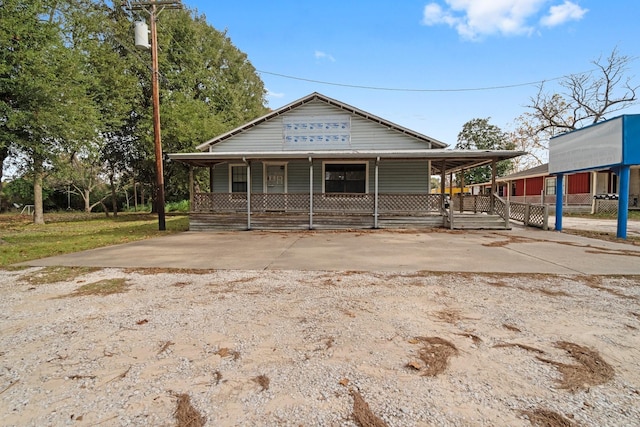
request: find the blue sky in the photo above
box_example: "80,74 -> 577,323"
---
185,0 -> 640,147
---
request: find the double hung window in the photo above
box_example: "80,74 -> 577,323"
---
230,165 -> 247,193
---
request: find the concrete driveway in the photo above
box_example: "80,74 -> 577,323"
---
551,215 -> 640,237
20,226 -> 640,275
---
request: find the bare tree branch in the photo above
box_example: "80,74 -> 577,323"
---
518,47 -> 638,164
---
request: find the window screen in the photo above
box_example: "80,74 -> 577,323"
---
545,177 -> 556,195
231,165 -> 247,193
324,164 -> 366,193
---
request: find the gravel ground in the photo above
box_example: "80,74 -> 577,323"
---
1,267 -> 639,426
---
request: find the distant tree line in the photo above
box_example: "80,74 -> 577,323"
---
0,0 -> 267,222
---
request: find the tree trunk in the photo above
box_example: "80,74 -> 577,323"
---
133,178 -> 138,212
109,173 -> 118,217
0,146 -> 7,203
33,162 -> 45,225
84,189 -> 91,212
100,200 -> 110,217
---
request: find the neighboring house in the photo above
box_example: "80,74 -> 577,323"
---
169,92 -> 523,230
472,162 -> 639,213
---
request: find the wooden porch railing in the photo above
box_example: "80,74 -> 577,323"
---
193,192 -> 443,215
508,193 -> 592,206
452,194 -> 548,230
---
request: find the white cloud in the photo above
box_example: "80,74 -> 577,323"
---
266,89 -> 285,99
541,1 -> 588,27
423,3 -> 445,25
314,50 -> 336,62
422,0 -> 587,40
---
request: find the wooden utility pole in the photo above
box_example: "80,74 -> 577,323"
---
130,0 -> 182,230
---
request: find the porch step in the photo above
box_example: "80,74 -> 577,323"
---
448,213 -> 510,230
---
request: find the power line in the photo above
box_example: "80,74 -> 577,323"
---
255,69 -> 594,93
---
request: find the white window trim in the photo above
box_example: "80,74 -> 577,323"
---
228,163 -> 248,193
321,160 -> 369,194
262,162 -> 288,193
545,176 -> 556,195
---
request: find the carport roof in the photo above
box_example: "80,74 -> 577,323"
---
168,149 -> 525,174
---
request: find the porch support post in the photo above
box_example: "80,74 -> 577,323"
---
309,157 -> 313,230
617,165 -> 630,239
426,160 -> 432,195
245,159 -> 251,230
591,171 -> 597,214
448,171 -> 453,198
374,157 -> 379,229
209,166 -> 214,192
555,174 -> 564,231
459,168 -> 464,213
490,159 -> 497,214
440,161 -> 446,211
189,165 -> 194,211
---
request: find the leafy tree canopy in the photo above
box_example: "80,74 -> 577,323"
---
455,118 -> 514,185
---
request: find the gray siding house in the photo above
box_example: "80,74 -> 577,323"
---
169,93 -> 523,230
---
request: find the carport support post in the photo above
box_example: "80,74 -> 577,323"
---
617,165 -> 630,239
555,174 -> 564,231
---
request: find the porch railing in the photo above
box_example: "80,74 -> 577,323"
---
452,194 -> 550,229
508,193 -> 592,206
193,192 -> 443,215
508,201 -> 549,229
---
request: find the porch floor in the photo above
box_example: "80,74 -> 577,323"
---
189,212 -> 446,231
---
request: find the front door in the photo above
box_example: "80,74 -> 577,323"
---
266,165 -> 286,193
264,164 -> 287,211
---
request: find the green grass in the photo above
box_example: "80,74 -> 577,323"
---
23,266 -> 100,286
0,212 -> 189,267
65,278 -> 130,297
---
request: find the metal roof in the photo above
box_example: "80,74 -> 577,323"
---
195,92 -> 448,151
168,149 -> 526,174
497,163 -> 549,181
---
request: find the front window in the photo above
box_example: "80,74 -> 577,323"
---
324,163 -> 366,193
231,165 -> 247,193
545,177 -> 556,195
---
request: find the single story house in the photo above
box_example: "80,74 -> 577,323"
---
169,92 -> 524,230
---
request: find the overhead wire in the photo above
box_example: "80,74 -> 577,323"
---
119,4 -> 638,95
255,69 -> 594,93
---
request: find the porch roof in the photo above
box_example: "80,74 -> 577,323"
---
168,149 -> 526,174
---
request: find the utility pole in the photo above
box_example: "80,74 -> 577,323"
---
130,0 -> 182,231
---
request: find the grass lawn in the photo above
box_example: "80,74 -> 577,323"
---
0,212 -> 189,267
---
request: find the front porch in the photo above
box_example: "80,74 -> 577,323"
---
190,192 -> 446,230
188,192 -> 511,230
172,150 -> 524,232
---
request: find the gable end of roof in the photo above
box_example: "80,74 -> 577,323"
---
196,92 -> 448,151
